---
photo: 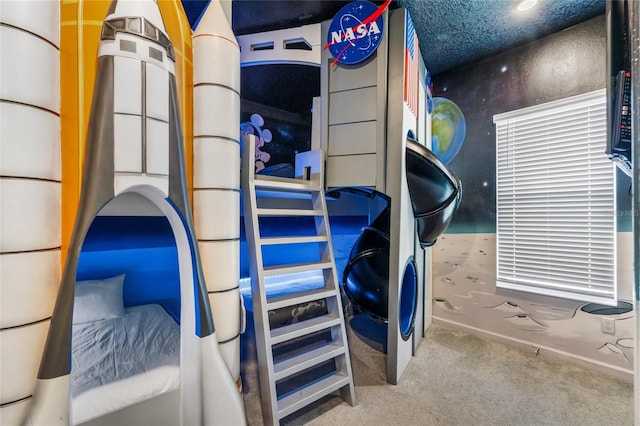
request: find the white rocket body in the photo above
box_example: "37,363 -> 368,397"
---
0,2 -> 61,424
17,1 -> 246,424
99,0 -> 174,196
192,0 -> 243,387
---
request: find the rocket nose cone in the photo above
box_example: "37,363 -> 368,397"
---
106,0 -> 166,33
194,0 -> 235,40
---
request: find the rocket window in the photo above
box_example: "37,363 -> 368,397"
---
149,46 -> 163,62
111,18 -> 126,30
284,38 -> 312,51
251,41 -> 274,51
120,40 -> 137,54
127,17 -> 142,34
158,32 -> 175,61
144,20 -> 157,40
101,22 -> 116,40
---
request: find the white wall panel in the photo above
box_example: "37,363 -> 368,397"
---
0,0 -> 59,46
0,398 -> 31,426
328,55 -> 378,92
0,26 -> 59,113
328,121 -> 377,156
208,291 -> 240,342
0,251 -> 60,328
0,179 -> 60,253
193,137 -> 239,189
193,86 -> 239,140
145,63 -> 169,121
328,87 -> 377,125
193,37 -> 240,90
0,103 -> 60,181
146,119 -> 169,175
193,190 -> 240,240
114,114 -> 142,173
326,154 -> 377,188
113,56 -> 142,115
0,321 -> 49,404
218,339 -> 240,386
199,240 -> 239,291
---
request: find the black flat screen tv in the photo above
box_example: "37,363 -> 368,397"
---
606,0 -> 632,176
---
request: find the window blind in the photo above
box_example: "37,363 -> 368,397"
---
494,89 -> 616,304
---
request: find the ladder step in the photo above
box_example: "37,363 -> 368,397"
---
263,261 -> 333,277
270,313 -> 341,345
277,372 -> 350,420
255,189 -> 313,201
254,175 -> 320,191
260,235 -> 328,246
274,343 -> 346,382
266,288 -> 336,311
256,208 -> 324,217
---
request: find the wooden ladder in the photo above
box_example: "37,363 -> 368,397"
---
241,135 -> 356,425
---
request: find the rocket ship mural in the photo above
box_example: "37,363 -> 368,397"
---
21,1 -> 246,425
192,0 -> 244,390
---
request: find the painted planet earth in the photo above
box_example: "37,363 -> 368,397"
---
431,97 -> 466,165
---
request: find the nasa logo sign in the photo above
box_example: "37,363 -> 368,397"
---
327,0 -> 384,65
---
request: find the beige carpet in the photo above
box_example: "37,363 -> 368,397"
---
241,313 -> 634,425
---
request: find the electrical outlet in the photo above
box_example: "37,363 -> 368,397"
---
601,317 -> 615,335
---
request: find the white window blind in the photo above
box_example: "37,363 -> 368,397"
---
494,89 -> 616,305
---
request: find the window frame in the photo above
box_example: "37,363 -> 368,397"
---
493,89 -> 617,305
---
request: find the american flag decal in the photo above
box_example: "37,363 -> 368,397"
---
404,13 -> 419,119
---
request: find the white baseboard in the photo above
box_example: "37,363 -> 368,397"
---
432,316 -> 633,383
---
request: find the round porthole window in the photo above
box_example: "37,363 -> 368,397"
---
399,258 -> 418,340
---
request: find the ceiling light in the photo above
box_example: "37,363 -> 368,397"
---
514,0 -> 538,11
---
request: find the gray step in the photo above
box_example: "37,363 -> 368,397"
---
273,343 -> 345,381
277,372 -> 351,420
254,175 -> 320,191
270,313 -> 341,345
266,287 -> 337,311
259,235 -> 328,246
255,189 -> 314,200
256,207 -> 324,217
263,260 -> 333,277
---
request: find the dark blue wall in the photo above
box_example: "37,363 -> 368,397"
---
432,15 -> 632,233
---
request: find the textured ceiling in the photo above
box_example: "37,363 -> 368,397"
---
399,0 -> 606,74
182,0 -> 606,75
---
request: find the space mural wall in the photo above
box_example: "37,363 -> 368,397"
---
430,15 -> 634,377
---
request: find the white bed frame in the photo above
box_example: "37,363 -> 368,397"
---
77,389 -> 179,426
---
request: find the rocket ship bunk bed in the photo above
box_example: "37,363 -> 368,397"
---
235,8 -> 463,392
25,2 -> 245,425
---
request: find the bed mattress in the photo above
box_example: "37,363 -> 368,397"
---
71,304 -> 180,424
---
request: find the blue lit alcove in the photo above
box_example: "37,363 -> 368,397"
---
77,196 -> 181,321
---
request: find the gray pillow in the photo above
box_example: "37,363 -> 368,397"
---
73,274 -> 126,324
